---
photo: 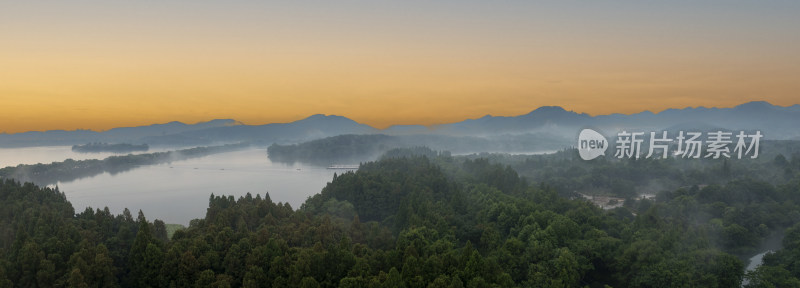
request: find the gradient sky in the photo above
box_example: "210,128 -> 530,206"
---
2,1 -> 799,133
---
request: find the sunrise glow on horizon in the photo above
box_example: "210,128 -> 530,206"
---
2,1 -> 799,133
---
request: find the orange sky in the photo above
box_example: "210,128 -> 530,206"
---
1,1 -> 798,133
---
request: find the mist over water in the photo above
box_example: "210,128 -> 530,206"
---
0,145 -> 175,167
41,149 -> 338,225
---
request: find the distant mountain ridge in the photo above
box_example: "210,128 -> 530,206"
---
0,119 -> 241,147
1,101 -> 798,147
433,101 -> 800,140
0,115 -> 377,147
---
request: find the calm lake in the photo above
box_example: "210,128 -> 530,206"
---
2,147 -> 342,225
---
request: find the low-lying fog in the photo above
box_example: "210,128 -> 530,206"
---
0,145 -> 175,167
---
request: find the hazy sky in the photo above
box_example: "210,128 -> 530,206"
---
2,1 -> 799,133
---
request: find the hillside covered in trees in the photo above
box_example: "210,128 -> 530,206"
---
267,134 -> 564,165
1,147 -> 800,287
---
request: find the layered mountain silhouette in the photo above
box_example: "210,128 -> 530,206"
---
1,101 -> 797,148
0,119 -> 240,147
0,115 -> 377,147
433,101 -> 800,140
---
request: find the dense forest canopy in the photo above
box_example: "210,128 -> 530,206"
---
1,143 -> 800,287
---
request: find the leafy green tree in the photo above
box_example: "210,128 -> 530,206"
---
68,268 -> 90,288
126,215 -> 158,287
299,276 -> 321,288
384,268 -> 405,288
194,269 -> 216,288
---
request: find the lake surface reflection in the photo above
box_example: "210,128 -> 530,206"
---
50,149 -> 340,225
